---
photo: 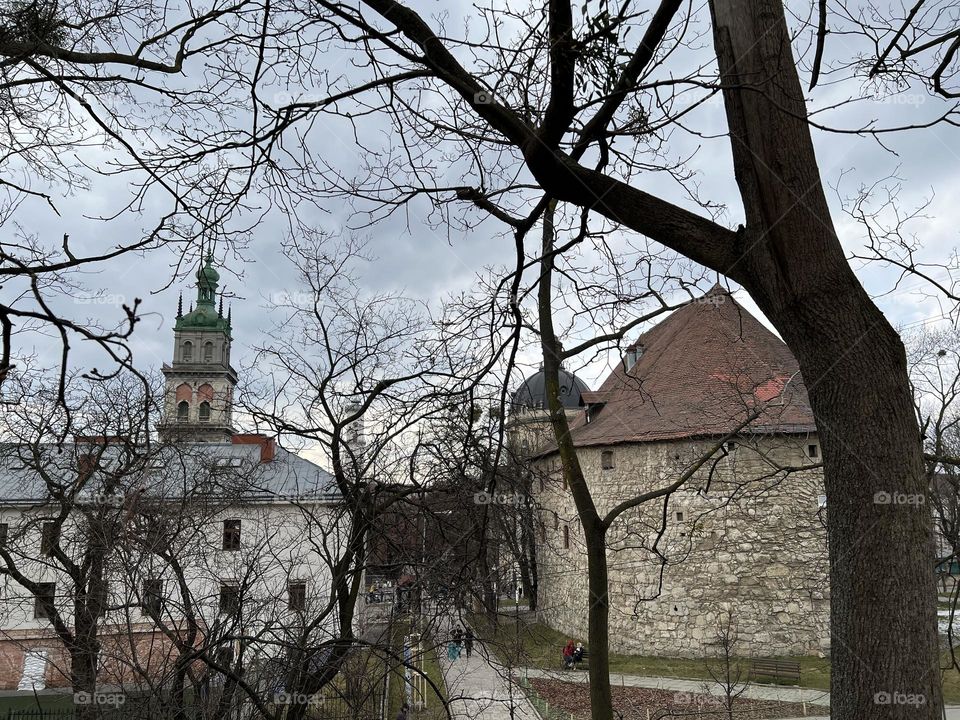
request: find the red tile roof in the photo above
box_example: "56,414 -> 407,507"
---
557,285 -> 816,449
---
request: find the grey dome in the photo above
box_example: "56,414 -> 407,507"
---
512,367 -> 590,411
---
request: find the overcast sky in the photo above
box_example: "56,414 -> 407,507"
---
6,3 -> 959,409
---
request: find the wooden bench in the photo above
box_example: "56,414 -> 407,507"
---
561,649 -> 589,669
749,659 -> 801,684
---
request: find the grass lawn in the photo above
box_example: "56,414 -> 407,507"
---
386,618 -> 448,720
469,612 -> 960,703
0,694 -> 75,712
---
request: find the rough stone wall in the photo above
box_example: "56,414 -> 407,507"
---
533,435 -> 830,658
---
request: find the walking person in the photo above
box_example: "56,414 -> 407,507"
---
452,626 -> 464,660
464,628 -> 474,659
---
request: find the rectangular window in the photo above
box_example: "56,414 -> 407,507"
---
218,583 -> 240,615
808,444 -> 819,458
142,578 -> 163,616
675,511 -> 684,522
601,450 -> 614,470
222,520 -> 241,551
40,522 -> 58,557
35,583 -> 55,619
287,581 -> 307,611
563,525 -> 570,549
726,441 -> 736,451
0,523 -> 8,546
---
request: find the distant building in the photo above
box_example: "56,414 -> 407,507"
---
0,259 -> 343,692
516,286 -> 830,657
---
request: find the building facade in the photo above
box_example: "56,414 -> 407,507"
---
515,287 -> 830,658
0,261 -> 344,693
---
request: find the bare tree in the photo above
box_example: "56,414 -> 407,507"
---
1,0 -> 956,715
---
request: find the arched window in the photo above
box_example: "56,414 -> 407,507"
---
221,344 -> 227,364
182,341 -> 193,362
203,342 -> 214,362
177,401 -> 189,422
199,402 -> 211,422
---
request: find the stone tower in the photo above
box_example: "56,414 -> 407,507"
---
158,255 -> 237,442
508,365 -> 590,457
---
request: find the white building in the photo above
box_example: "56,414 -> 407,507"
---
0,260 -> 346,695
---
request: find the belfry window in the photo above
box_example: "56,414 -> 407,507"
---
204,342 -> 214,362
199,401 -> 211,422
182,341 -> 193,362
177,401 -> 189,422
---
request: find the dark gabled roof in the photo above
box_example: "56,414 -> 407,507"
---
554,285 -> 816,450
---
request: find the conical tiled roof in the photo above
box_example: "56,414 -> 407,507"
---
567,285 -> 816,448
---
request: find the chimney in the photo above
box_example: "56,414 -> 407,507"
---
231,434 -> 276,463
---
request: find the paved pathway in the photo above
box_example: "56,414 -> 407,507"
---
437,617 -> 539,720
520,666 -> 831,707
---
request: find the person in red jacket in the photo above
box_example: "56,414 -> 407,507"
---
562,640 -> 576,669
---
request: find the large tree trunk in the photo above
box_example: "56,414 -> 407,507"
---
708,0 -> 942,714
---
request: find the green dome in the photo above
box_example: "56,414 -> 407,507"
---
174,253 -> 231,335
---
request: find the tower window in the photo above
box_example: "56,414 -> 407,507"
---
182,341 -> 193,362
808,444 -> 819,458
177,401 -> 189,422
203,342 -> 214,362
601,450 -> 614,470
199,401 -> 211,423
563,525 -> 570,549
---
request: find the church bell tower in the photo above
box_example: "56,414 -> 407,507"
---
158,254 -> 237,442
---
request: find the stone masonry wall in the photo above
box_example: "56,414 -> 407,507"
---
533,435 -> 830,659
